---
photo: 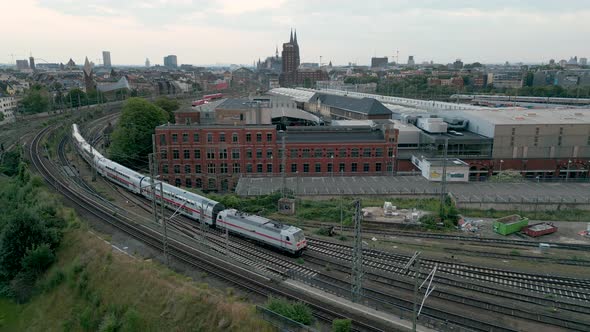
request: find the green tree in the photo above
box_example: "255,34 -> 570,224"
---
109,98 -> 168,167
65,88 -> 88,108
19,84 -> 51,114
0,112 -> 4,122
332,319 -> 352,332
154,96 -> 180,123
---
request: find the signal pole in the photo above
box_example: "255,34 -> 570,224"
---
351,199 -> 364,302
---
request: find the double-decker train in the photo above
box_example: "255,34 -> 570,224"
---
71,124 -> 306,255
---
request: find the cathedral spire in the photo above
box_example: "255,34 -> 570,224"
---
275,45 -> 279,58
294,29 -> 298,45
289,29 -> 293,43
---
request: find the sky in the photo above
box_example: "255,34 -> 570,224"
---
3,0 -> 590,66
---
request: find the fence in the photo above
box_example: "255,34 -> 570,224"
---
256,306 -> 316,332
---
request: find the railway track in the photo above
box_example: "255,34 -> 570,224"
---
307,222 -> 590,251
32,124 -> 387,332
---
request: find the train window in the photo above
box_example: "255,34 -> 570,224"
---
286,236 -> 290,241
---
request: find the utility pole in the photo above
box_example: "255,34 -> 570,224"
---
351,199 -> 364,302
281,134 -> 287,197
439,138 -> 448,217
412,255 -> 421,332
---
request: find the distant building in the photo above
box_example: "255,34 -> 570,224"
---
83,57 -> 96,92
279,29 -> 328,87
29,56 -> 36,71
371,57 -> 388,69
580,58 -> 588,66
16,59 -> 29,70
102,51 -> 112,68
145,58 -> 151,67
453,59 -> 463,70
549,59 -> 556,65
487,71 -> 523,89
407,56 -> 415,66
66,58 -> 77,69
0,96 -> 17,124
163,55 -> 178,68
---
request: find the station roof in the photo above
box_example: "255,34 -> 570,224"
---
216,98 -> 263,111
268,88 -> 315,103
309,93 -> 392,116
271,107 -> 320,124
451,108 -> 590,125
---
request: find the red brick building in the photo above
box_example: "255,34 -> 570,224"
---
155,124 -> 398,191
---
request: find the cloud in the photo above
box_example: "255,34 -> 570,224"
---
212,0 -> 287,15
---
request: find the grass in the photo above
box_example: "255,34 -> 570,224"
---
459,208 -> 590,222
1,229 -> 273,332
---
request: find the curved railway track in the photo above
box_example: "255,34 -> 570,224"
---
30,123 -> 388,332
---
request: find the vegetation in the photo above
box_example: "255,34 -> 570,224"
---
19,84 -> 51,114
332,318 -> 352,332
0,149 -> 22,176
154,96 -> 180,123
344,76 -> 379,85
458,207 -> 590,222
109,97 -> 168,167
266,297 -> 314,326
418,198 -> 460,230
0,112 -> 4,122
0,165 -> 68,302
489,170 -> 525,183
63,88 -> 87,108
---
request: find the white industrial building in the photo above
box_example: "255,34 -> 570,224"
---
0,96 -> 17,124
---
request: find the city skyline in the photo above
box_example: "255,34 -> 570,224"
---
3,0 -> 590,66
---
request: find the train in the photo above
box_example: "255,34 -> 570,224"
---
71,124 -> 307,255
191,93 -> 224,107
450,94 -> 590,106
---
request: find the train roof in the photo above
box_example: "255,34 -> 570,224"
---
221,209 -> 295,234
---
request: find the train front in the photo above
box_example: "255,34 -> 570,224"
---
289,227 -> 307,255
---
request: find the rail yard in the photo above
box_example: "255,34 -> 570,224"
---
15,108 -> 589,332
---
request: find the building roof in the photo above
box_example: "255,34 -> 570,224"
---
97,76 -> 130,92
451,108 -> 590,125
271,107 -> 320,124
216,98 -> 264,111
268,88 -> 315,103
310,93 -> 392,116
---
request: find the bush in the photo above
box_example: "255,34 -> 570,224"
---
266,297 -> 313,326
98,312 -> 119,332
332,319 -> 352,332
120,308 -> 142,332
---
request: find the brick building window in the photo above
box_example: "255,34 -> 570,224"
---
327,149 -> 334,158
232,149 -> 240,159
339,148 -> 346,158
291,164 -> 297,172
314,149 -> 322,158
172,134 -> 178,143
303,163 -> 309,173
160,134 -> 166,145
196,178 -> 202,188
315,163 -> 321,173
375,148 -> 383,157
388,148 -> 394,157
173,149 -> 179,159
376,163 -> 382,172
257,164 -> 263,173
207,148 -> 215,159
290,149 -> 298,158
339,163 -> 345,172
327,163 -> 333,173
363,148 -> 371,157
246,149 -> 252,158
256,149 -> 262,158
233,163 -> 240,173
208,178 -> 215,189
193,133 -> 199,142
207,133 -> 213,143
246,133 -> 252,142
256,133 -> 262,142
351,148 -> 359,157
174,165 -> 180,174
194,149 -> 201,159
207,164 -> 216,174
162,164 -> 169,174
219,148 -> 227,159
267,164 -> 273,173
363,163 -> 370,172
232,133 -> 238,143
351,163 -> 358,172
185,178 -> 192,188
219,133 -> 225,142
160,149 -> 167,159
246,164 -> 253,173
220,163 -> 228,174
195,165 -> 201,173
185,165 -> 191,174
182,133 -> 188,143
302,148 -> 310,158
175,179 -> 181,186
183,149 -> 190,159
267,149 -> 273,158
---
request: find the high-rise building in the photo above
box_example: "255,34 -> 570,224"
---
371,57 -> 388,69
102,51 -> 112,68
16,59 -> 29,70
145,58 -> 150,67
279,29 -> 328,87
29,56 -> 36,71
163,55 -> 178,68
580,58 -> 588,66
407,55 -> 415,66
453,59 -> 463,70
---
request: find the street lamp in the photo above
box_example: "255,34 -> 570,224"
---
330,155 -> 334,177
566,160 -> 572,181
499,159 -> 504,173
391,154 -> 396,176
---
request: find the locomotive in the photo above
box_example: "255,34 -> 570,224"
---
71,124 -> 307,255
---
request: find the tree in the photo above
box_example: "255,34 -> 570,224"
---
19,84 -> 51,114
65,88 -> 87,108
332,319 -> 352,332
0,112 -> 4,122
109,98 -> 168,167
154,96 -> 180,123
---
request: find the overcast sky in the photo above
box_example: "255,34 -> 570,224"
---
4,0 -> 590,66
